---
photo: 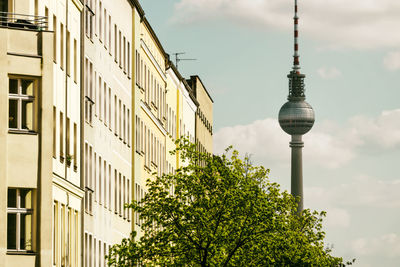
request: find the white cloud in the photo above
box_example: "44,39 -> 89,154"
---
173,0 -> 400,49
325,208 -> 351,228
214,109 -> 400,169
306,177 -> 400,210
214,118 -> 288,164
352,234 -> 400,258
317,67 -> 342,79
383,51 -> 400,71
348,109 -> 400,149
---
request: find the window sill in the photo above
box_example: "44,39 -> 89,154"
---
8,129 -> 37,135
7,251 -> 36,256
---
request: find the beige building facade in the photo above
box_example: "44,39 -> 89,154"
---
0,0 -> 84,266
82,0 -> 134,265
187,76 -> 214,154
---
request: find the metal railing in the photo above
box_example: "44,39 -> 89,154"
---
0,12 -> 48,31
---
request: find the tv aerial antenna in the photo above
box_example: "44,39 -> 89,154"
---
173,52 -> 196,70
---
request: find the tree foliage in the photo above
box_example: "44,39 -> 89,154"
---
107,140 -> 351,266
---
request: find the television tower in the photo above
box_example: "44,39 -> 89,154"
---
278,0 -> 315,213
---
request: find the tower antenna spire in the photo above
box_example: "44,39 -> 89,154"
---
293,0 -> 300,72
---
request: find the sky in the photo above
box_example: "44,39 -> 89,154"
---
139,1 -> 400,266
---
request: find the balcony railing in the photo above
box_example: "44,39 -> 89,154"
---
0,12 -> 48,31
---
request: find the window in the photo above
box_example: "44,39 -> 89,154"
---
108,15 -> 111,55
7,188 -> 33,251
104,160 -> 107,209
109,88 -> 112,131
99,1 -> 102,42
127,42 -> 131,78
74,39 -> 77,83
140,121 -> 144,154
94,0 -> 98,36
66,117 -> 70,166
114,95 -> 117,135
66,30 -> 70,75
118,30 -> 121,68
73,123 -> 77,170
114,24 -> 117,62
53,106 -> 56,158
9,78 -> 36,131
84,59 -> 94,124
118,173 -> 122,216
123,176 -> 126,219
85,0 -> 94,40
114,169 -> 117,214
104,82 -> 107,126
123,36 -> 126,73
53,15 -> 57,62
99,156 -> 102,204
118,99 -> 122,138
123,104 -> 126,143
104,8 -> 107,49
60,112 -> 64,161
53,202 -> 58,265
60,23 -> 64,69
108,164 -> 112,210
98,76 -> 102,120
127,109 -> 130,147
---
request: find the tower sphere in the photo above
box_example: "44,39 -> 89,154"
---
279,100 -> 315,135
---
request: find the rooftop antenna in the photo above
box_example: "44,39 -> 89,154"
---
173,52 -> 196,70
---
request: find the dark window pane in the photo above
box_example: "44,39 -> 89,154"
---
20,189 -> 32,209
7,189 -> 17,208
21,101 -> 33,130
9,99 -> 18,129
0,0 -> 8,13
20,214 -> 32,250
21,80 -> 34,95
7,213 -> 17,249
9,79 -> 18,94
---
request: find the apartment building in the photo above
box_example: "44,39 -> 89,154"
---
165,61 -> 198,170
132,4 -> 212,236
1,0 -> 214,266
187,76 -> 214,154
0,0 -> 83,266
82,0 -> 133,265
133,13 -> 168,235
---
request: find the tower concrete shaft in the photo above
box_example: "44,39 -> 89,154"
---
290,135 -> 304,213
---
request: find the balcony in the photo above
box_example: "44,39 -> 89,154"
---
0,12 -> 48,31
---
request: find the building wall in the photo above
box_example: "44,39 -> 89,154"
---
0,1 -> 214,266
0,24 -> 54,267
40,0 -> 85,266
188,76 -> 214,154
133,17 -> 168,236
82,0 -> 133,265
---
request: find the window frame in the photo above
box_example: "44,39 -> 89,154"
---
8,77 -> 38,133
7,188 -> 34,252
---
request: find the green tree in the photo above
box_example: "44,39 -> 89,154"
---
108,140 -> 352,266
